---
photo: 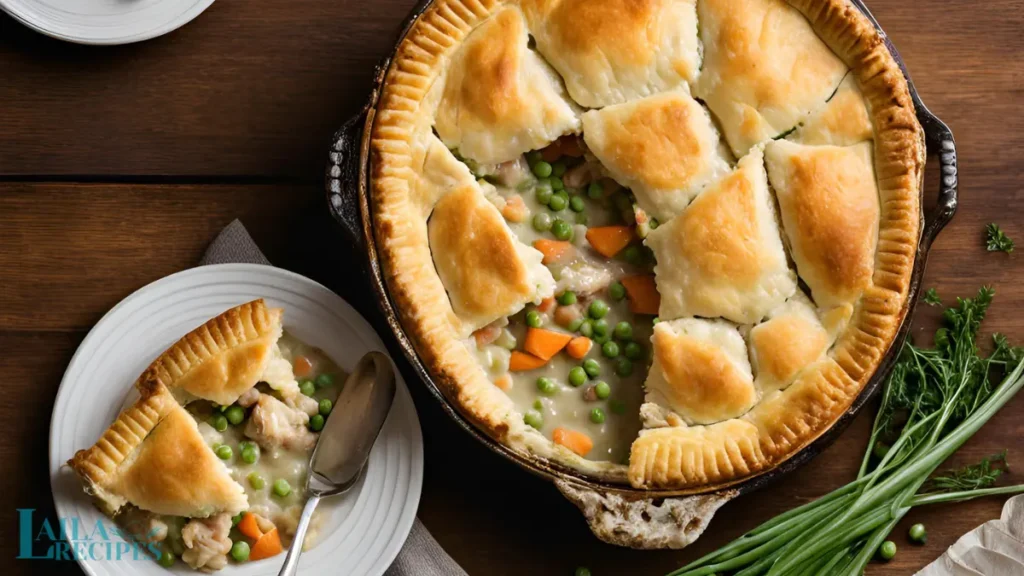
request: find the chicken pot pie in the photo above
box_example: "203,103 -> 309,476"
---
69,300 -> 347,571
371,0 -> 924,490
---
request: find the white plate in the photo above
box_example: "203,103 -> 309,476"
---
49,264 -> 424,576
0,0 -> 215,45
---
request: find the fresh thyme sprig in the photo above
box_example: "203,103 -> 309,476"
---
923,288 -> 942,307
986,223 -> 1014,253
927,451 -> 1008,493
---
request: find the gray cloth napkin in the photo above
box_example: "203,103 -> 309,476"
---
201,219 -> 467,576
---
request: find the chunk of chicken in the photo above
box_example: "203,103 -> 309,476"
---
181,513 -> 232,572
236,387 -> 260,408
116,506 -> 168,544
245,394 -> 317,451
285,393 -> 319,417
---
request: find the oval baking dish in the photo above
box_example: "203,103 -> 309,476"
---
325,0 -> 958,548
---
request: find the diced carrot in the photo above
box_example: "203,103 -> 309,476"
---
509,350 -> 547,371
493,373 -> 513,391
473,324 -> 502,348
249,528 -> 283,561
585,226 -> 634,258
553,304 -> 581,327
501,195 -> 529,223
523,327 -> 574,361
553,428 -> 594,457
237,512 -> 263,540
621,274 -> 660,315
292,356 -> 314,378
533,239 -> 573,265
537,297 -> 556,314
565,336 -> 593,359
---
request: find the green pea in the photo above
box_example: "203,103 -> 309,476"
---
548,193 -> 568,212
211,414 -> 228,432
593,333 -> 610,345
589,408 -> 606,424
587,181 -> 604,199
621,245 -> 642,265
568,318 -> 584,332
247,472 -> 265,490
215,444 -> 233,460
272,478 -> 292,498
319,398 -> 333,416
533,212 -> 553,232
315,373 -> 334,388
624,342 -> 644,360
524,410 -> 544,429
592,318 -> 609,337
614,321 -> 633,341
610,400 -> 626,415
310,414 -> 325,431
615,358 -> 633,377
574,212 -> 589,225
526,310 -> 543,328
652,317 -> 661,325
582,359 -> 601,378
609,282 -> 626,301
551,177 -> 566,192
157,551 -> 176,567
602,341 -> 620,358
558,291 -> 577,305
594,381 -> 611,399
241,444 -> 259,464
532,161 -> 553,178
230,540 -> 250,562
536,377 -> 557,395
299,380 -> 316,397
552,161 -> 567,177
532,399 -> 543,411
552,219 -> 573,241
225,405 -> 245,426
579,320 -> 594,337
526,150 -> 543,163
575,568 -> 592,576
535,182 -> 554,205
649,218 -> 660,230
588,300 -> 609,319
568,367 -> 587,387
879,541 -> 897,561
231,513 -> 242,526
569,196 -> 585,213
909,523 -> 927,544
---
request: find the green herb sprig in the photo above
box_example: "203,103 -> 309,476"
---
986,223 -> 1014,253
923,288 -> 942,307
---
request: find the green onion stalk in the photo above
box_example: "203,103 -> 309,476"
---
668,287 -> 1024,576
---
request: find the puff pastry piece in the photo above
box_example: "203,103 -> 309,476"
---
645,318 -> 757,425
412,133 -> 479,214
138,299 -> 294,407
434,7 -> 580,164
582,90 -> 731,221
764,140 -> 879,310
749,292 -> 831,393
695,0 -> 847,157
520,0 -> 700,108
428,183 -> 555,337
646,148 -> 795,323
68,379 -> 248,518
792,74 -> 873,146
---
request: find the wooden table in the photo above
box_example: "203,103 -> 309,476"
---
2,1 -> 1022,574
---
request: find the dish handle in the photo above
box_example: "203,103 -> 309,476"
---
917,104 -> 958,250
326,106 -> 371,251
555,480 -> 738,549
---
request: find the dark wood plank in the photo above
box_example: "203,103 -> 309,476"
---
0,0 -> 419,179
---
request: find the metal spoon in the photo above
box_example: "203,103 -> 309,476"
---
277,351 -> 397,576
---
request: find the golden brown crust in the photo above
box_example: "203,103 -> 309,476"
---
137,299 -> 283,406
372,0 -> 923,490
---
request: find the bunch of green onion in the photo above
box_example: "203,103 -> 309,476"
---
670,287 -> 1024,576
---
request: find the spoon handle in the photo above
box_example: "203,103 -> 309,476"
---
277,493 -> 321,576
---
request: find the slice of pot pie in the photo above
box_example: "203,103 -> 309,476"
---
434,6 -> 581,164
581,90 -> 731,222
68,301 -> 351,570
694,0 -> 848,157
520,0 -> 700,108
646,147 -> 796,323
370,0 -> 924,495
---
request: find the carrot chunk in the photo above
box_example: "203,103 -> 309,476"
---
249,528 -> 283,561
509,350 -> 546,371
501,195 -> 529,223
621,274 -> 660,315
472,324 -> 502,348
537,297 -> 556,314
237,513 -> 262,540
565,336 -> 593,359
523,327 -> 574,361
493,373 -> 513,391
292,356 -> 314,378
532,239 -> 574,265
585,226 -> 634,258
553,428 -> 594,457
